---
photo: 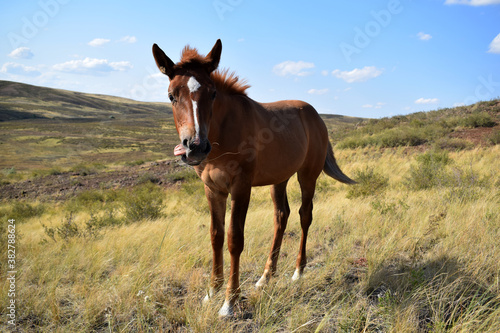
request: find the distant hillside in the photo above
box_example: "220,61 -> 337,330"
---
0,80 -> 171,121
334,99 -> 500,149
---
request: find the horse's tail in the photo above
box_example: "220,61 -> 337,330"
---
323,141 -> 357,184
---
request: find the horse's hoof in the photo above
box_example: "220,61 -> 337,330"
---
291,268 -> 302,282
255,275 -> 268,288
203,287 -> 216,304
218,301 -> 234,317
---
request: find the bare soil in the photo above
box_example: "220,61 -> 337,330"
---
0,159 -> 187,201
449,125 -> 499,145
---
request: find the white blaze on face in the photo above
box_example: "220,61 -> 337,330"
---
187,76 -> 201,93
187,76 -> 201,139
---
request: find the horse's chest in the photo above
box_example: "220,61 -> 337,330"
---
201,167 -> 232,194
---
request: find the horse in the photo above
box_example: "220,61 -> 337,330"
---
152,39 -> 355,317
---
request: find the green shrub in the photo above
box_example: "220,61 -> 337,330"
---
3,167 -> 17,176
435,137 -> 472,151
460,112 -> 496,128
136,172 -> 160,185
445,166 -> 488,202
85,209 -> 123,237
123,183 -> 164,222
124,159 -> 145,167
165,168 -> 199,183
406,150 -> 452,190
487,130 -> 500,145
347,167 -> 389,198
336,135 -> 370,149
42,210 -> 123,243
337,124 -> 450,149
0,201 -> 46,222
70,163 -> 105,176
42,213 -> 81,242
65,190 -> 107,212
376,127 -> 427,147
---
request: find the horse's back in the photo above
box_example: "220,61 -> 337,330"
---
249,100 -> 328,185
260,99 -> 329,151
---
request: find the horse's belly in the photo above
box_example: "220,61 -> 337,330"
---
251,139 -> 307,186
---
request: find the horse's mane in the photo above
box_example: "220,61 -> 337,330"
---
211,69 -> 250,96
179,46 -> 250,96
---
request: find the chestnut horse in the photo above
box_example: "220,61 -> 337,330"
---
152,39 -> 355,316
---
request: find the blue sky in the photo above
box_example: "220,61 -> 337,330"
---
1,0 -> 499,118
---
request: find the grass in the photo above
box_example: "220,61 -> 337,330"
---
1,146 -> 499,332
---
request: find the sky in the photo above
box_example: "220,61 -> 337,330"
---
1,0 -> 500,118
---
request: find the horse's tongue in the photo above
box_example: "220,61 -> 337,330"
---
174,144 -> 186,156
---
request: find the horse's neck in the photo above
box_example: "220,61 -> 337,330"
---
209,93 -> 251,142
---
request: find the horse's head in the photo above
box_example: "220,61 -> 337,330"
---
152,40 -> 222,166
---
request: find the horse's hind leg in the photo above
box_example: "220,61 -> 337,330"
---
293,171 -> 318,281
256,180 -> 290,288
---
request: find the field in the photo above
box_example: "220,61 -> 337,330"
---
1,81 -> 499,332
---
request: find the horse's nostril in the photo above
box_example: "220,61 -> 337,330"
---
183,139 -> 189,147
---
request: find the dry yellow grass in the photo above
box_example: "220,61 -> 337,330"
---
1,146 -> 499,332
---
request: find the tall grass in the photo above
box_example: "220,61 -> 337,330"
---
1,146 -> 499,332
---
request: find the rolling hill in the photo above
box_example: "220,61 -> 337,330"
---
0,80 -> 171,121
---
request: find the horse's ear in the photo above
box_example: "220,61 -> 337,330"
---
152,44 -> 176,79
205,39 -> 222,73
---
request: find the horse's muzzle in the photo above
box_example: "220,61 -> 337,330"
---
175,138 -> 211,166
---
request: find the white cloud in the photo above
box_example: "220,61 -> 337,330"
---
321,70 -> 329,76
120,36 -> 137,43
1,62 -> 41,76
417,32 -> 432,41
445,0 -> 500,5
88,38 -> 111,47
415,97 -> 439,104
108,61 -> 134,71
331,66 -> 383,83
273,60 -> 315,77
53,57 -> 132,74
8,47 -> 34,59
362,102 -> 386,109
488,33 -> 500,54
307,88 -> 329,95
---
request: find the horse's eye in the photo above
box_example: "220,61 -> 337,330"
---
168,93 -> 175,103
211,91 -> 217,100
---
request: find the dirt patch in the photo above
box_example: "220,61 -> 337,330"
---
449,125 -> 499,145
0,159 -> 189,201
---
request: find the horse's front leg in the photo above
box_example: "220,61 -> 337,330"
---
203,185 -> 228,302
219,185 -> 251,317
